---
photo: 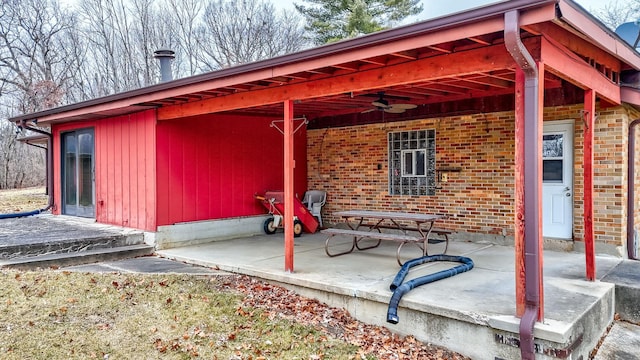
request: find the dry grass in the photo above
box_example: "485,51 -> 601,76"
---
0,188 -> 469,359
0,271 -> 359,359
0,187 -> 48,213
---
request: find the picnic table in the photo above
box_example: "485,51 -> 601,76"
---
321,210 -> 450,265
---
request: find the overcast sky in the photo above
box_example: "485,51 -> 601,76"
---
279,1 -> 634,24
422,0 -> 631,19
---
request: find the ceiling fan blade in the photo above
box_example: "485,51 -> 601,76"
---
391,103 -> 417,110
384,107 -> 406,114
361,108 -> 377,113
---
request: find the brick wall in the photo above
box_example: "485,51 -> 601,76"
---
308,104 -> 633,249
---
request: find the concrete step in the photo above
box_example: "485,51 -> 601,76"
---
601,259 -> 640,323
0,244 -> 155,270
593,321 -> 640,360
0,233 -> 145,260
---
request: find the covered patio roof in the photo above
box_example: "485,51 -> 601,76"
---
9,0 -> 640,128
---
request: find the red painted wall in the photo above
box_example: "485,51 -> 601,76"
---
52,110 -> 157,231
95,111 -> 157,230
156,114 -> 307,226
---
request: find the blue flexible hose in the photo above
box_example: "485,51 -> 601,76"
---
387,255 -> 474,324
0,209 -> 42,219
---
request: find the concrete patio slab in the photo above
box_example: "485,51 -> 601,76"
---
158,232 -> 620,359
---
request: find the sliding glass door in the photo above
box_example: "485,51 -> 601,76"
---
62,129 -> 95,217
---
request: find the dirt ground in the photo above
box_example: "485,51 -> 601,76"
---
0,187 -> 48,213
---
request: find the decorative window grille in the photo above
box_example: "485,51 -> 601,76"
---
388,130 -> 436,195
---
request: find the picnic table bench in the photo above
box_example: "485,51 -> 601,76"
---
321,210 -> 450,265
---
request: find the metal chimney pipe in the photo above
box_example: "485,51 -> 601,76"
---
154,49 -> 175,82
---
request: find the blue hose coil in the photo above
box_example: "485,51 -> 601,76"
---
387,255 -> 474,324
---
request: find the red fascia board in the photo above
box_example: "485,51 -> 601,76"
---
557,0 -> 640,70
621,87 -> 640,106
8,0 -> 559,125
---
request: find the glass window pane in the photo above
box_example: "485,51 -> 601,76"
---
416,150 -> 425,176
543,159 -> 563,182
78,133 -> 93,155
63,134 -> 77,207
403,151 -> 413,175
543,134 -> 563,158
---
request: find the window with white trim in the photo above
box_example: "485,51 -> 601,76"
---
389,130 -> 436,195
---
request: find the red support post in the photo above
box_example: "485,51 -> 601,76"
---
284,100 -> 295,272
536,62 -> 545,320
584,89 -> 596,280
515,68 -> 526,317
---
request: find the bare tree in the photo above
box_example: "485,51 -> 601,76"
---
0,0 -> 73,190
0,121 -> 46,190
590,0 -> 640,30
198,0 -> 308,70
0,0 -> 308,190
0,0 -> 79,113
164,0 -> 205,76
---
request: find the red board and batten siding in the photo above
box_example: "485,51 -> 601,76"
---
51,110 -> 157,231
156,114 -> 307,226
96,111 -> 157,231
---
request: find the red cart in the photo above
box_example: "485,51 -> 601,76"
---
255,191 -> 319,237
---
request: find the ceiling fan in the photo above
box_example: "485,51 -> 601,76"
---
364,92 -> 417,114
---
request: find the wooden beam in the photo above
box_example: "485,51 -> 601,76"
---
284,100 -> 295,273
525,23 -> 621,72
584,89 -> 596,281
540,37 -> 620,104
158,40 -> 539,120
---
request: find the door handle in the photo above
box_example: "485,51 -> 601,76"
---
563,187 -> 571,192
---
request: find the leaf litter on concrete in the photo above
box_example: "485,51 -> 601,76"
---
0,270 -> 469,359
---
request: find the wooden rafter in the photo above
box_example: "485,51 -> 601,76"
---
157,39 -> 533,120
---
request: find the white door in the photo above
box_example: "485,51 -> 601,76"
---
542,121 -> 574,239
